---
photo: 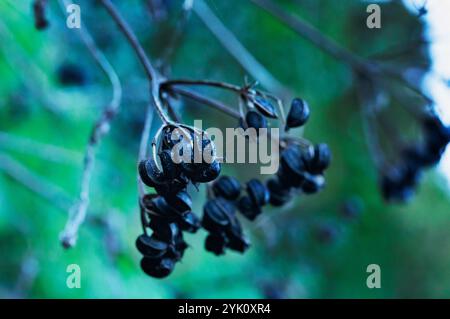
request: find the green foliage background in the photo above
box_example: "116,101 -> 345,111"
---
0,0 -> 449,298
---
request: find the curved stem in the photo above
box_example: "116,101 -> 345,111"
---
162,79 -> 242,93
100,0 -> 170,124
170,87 -> 241,119
59,0 -> 123,249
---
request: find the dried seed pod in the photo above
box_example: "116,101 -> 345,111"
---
238,196 -> 261,221
202,198 -> 234,232
205,233 -> 228,256
246,179 -> 270,207
149,217 -> 180,244
250,95 -> 278,119
189,160 -> 221,183
159,150 -> 181,180
151,196 -> 179,218
245,111 -> 267,131
136,234 -> 168,258
212,175 -> 242,200
278,146 -> 306,187
177,211 -> 201,233
285,98 -> 310,131
165,190 -> 192,213
266,178 -> 292,207
301,173 -> 325,194
225,216 -> 250,253
140,257 -> 175,279
308,143 -> 331,174
139,159 -> 166,187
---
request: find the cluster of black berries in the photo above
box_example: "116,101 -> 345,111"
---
202,176 -> 250,255
381,114 -> 450,202
137,124 -> 221,278
267,142 -> 330,206
201,98 -> 330,257
240,92 -> 279,132
268,98 -> 331,206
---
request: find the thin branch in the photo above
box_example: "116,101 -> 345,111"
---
249,0 -> 369,72
159,0 -> 195,67
162,79 -> 242,93
193,0 -> 290,99
250,0 -> 434,105
100,0 -> 170,124
58,0 -> 123,249
171,87 -> 241,119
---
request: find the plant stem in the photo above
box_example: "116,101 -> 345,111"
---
171,87 -> 241,119
59,0 -> 123,249
100,0 -> 170,124
193,0 -> 290,99
162,79 -> 242,93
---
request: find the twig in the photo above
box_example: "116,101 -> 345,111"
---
162,79 -> 242,93
250,0 -> 434,105
59,0 -> 123,249
100,0 -> 170,124
171,87 -> 241,119
193,0 -> 290,99
0,152 -> 73,212
159,0 -> 195,67
249,0 -> 369,72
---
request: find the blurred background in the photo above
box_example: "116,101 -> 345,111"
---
1,0 -> 450,298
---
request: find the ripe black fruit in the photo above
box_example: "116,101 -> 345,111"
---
245,111 -> 267,131
251,96 -> 278,119
202,198 -> 234,232
246,179 -> 270,207
136,234 -> 168,258
308,143 -> 331,174
212,175 -> 242,200
205,233 -> 227,255
266,177 -> 291,207
285,98 -> 310,131
301,173 -> 325,194
140,257 -> 175,279
238,196 -> 261,221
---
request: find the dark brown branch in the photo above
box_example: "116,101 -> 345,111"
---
171,87 -> 241,119
193,0 -> 291,99
100,0 -> 170,124
59,0 -> 123,249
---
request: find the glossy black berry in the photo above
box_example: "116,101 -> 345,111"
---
245,111 -> 267,131
238,196 -> 261,221
226,216 -> 249,252
246,179 -> 270,207
140,257 -> 175,279
139,159 -> 166,187
177,211 -> 201,233
308,143 -> 331,174
202,198 -> 234,232
285,98 -> 310,131
212,175 -> 242,200
266,177 -> 291,207
251,96 -> 278,119
165,190 -> 192,213
136,234 -> 168,258
205,233 -> 227,256
278,146 -> 306,187
300,173 -> 325,194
